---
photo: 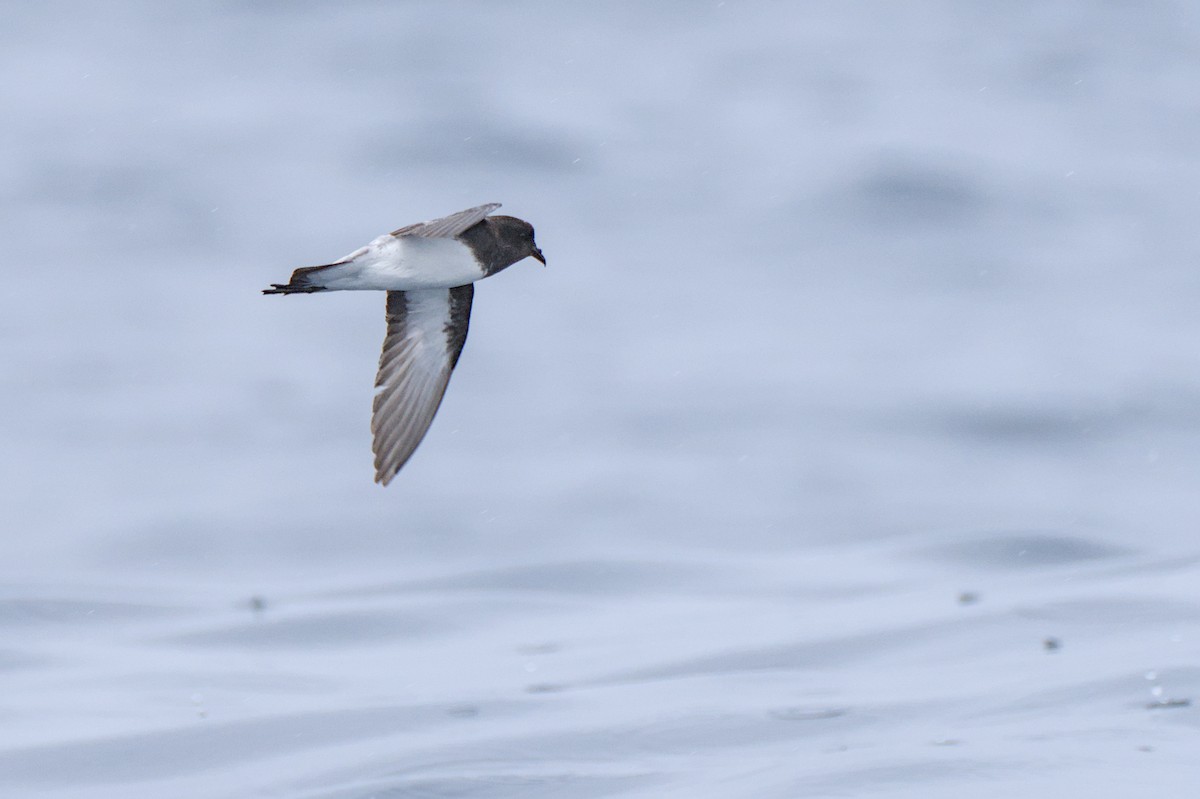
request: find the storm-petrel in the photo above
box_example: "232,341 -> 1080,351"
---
264,203 -> 545,485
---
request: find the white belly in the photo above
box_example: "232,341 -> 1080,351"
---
317,235 -> 485,291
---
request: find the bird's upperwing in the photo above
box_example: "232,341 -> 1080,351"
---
390,203 -> 501,239
371,285 -> 474,485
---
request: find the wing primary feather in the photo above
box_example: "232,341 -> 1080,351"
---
370,286 -> 476,484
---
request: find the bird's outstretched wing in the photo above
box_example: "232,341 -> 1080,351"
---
390,203 -> 501,239
371,285 -> 474,484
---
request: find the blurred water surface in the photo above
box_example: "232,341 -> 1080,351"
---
2,2 -> 1200,796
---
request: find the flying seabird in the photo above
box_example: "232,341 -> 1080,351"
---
264,203 -> 545,484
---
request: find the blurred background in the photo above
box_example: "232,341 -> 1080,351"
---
2,2 -> 1199,797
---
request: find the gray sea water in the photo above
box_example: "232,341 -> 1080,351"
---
3,2 -> 1200,796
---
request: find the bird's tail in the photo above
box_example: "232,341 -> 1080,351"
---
261,263 -> 340,295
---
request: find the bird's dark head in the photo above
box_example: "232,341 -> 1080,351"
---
490,215 -> 546,266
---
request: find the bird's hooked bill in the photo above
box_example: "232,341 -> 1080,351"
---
532,247 -> 546,265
